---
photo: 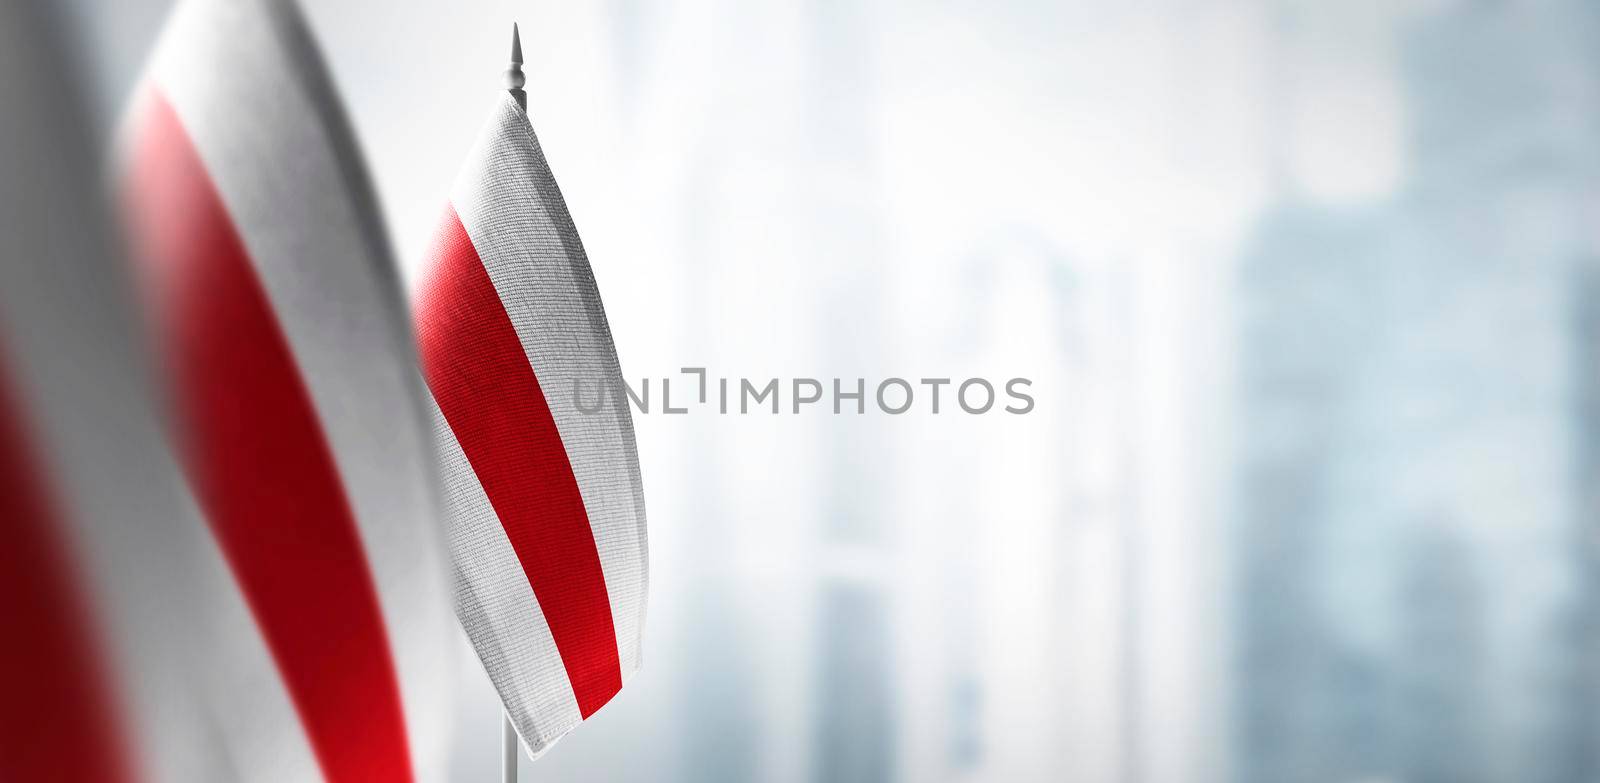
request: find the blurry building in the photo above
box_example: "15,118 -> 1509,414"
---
1399,519 -> 1488,783
952,232 -> 1095,783
803,2 -> 897,782
1233,202 -> 1396,783
1233,1 -> 1600,781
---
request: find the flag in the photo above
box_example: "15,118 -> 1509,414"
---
412,77 -> 650,756
118,0 -> 457,779
0,4 -> 154,775
0,3 -> 226,780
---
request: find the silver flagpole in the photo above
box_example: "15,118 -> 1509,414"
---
501,712 -> 518,782
506,23 -> 527,112
500,25 -> 525,783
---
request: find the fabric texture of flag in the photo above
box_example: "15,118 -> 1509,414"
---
119,0 -> 457,780
413,91 -> 650,758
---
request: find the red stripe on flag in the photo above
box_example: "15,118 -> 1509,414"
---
0,351 -> 134,783
415,205 -> 622,718
122,92 -> 414,783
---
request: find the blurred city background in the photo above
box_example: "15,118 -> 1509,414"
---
51,0 -> 1600,780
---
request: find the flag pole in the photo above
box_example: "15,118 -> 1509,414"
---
500,25 -> 525,783
506,23 -> 527,112
501,712 -> 518,782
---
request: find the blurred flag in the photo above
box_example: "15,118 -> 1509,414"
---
412,45 -> 649,757
118,0 -> 456,780
0,3 -> 227,780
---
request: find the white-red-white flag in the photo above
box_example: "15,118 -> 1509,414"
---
413,87 -> 649,757
118,0 -> 457,780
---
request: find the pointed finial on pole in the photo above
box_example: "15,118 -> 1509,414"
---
505,23 -> 527,112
